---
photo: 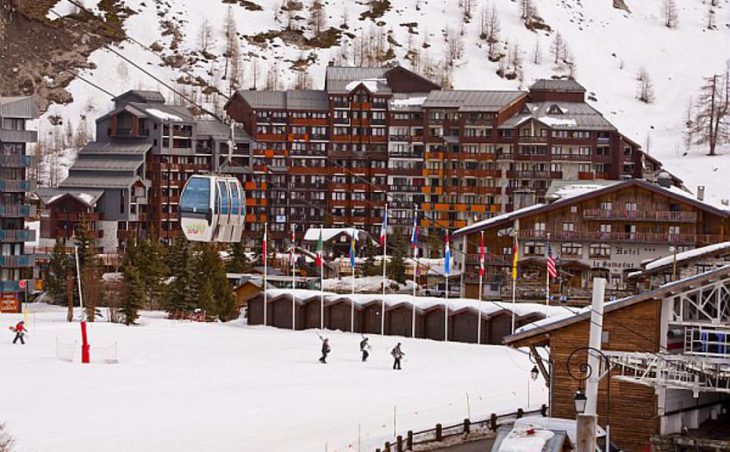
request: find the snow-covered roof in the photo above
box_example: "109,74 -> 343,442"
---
36,188 -> 105,207
454,203 -> 546,237
303,227 -> 365,242
344,78 -> 388,93
145,108 -> 184,122
642,242 -> 730,272
389,95 -> 428,109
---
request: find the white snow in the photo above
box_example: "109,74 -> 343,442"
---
46,0 -> 102,20
322,276 -> 414,293
344,78 -> 387,93
536,116 -> 577,127
144,108 -> 183,122
643,242 -> 730,271
498,426 -> 555,452
0,304 -> 547,452
76,192 -> 97,205
390,96 -> 428,107
553,183 -> 610,199
303,227 -> 362,242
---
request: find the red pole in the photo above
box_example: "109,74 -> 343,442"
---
80,321 -> 90,364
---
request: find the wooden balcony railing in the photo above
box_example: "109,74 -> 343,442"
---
582,209 -> 698,223
519,229 -> 712,244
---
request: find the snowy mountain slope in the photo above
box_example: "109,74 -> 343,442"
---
41,0 -> 730,202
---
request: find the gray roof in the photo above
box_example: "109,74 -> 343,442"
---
127,102 -> 195,122
238,90 -> 329,111
0,97 -> 39,119
36,188 -> 105,206
113,90 -> 166,104
71,158 -> 144,172
196,120 -> 251,141
324,66 -> 390,94
81,140 -> 151,155
61,174 -> 140,189
530,79 -> 586,93
422,90 -> 525,112
498,102 -> 616,131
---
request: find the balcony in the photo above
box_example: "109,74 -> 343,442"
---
0,229 -> 36,242
388,185 -> 422,193
388,168 -> 422,176
517,135 -> 548,144
0,255 -> 34,267
54,212 -> 100,221
0,155 -> 33,168
0,179 -> 35,192
0,129 -> 37,143
108,128 -> 150,138
519,229 -> 702,244
583,209 -> 698,223
551,153 -> 592,161
506,170 -> 553,179
0,204 -> 36,217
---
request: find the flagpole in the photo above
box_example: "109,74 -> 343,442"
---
320,226 -> 324,331
381,204 -> 387,335
411,208 -> 418,339
263,222 -> 268,327
511,219 -> 519,334
444,232 -> 449,343
478,231 -> 484,345
291,224 -> 296,331
545,232 -> 551,314
350,232 -> 356,333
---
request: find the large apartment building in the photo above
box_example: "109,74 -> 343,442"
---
0,96 -> 39,313
226,65 -> 665,251
40,91 -> 251,251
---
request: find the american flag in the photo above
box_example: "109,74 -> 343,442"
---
546,242 -> 557,278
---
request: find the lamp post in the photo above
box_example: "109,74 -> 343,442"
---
567,346 -> 612,452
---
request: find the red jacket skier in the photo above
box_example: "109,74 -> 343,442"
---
12,321 -> 26,345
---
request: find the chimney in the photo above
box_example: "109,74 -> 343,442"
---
697,186 -> 705,202
656,171 -> 671,189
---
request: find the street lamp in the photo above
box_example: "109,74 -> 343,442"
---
530,365 -> 540,381
574,389 -> 587,414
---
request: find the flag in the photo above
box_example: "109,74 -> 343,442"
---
349,235 -> 357,270
379,207 -> 388,246
444,232 -> 451,276
511,242 -> 519,281
289,225 -> 296,267
479,232 -> 486,277
315,228 -> 323,267
262,227 -> 267,267
546,242 -> 557,278
410,211 -> 419,257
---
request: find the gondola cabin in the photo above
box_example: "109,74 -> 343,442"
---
179,175 -> 245,243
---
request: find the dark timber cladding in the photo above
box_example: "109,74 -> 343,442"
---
225,65 -> 666,251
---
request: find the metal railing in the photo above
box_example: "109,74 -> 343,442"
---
684,325 -> 730,358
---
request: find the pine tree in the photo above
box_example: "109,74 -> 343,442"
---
636,67 -> 655,104
120,264 -> 145,325
308,0 -> 326,37
387,234 -> 407,284
227,241 -> 252,273
195,244 -> 238,321
166,238 -> 198,315
75,218 -> 103,320
46,238 -> 69,304
362,239 -> 381,277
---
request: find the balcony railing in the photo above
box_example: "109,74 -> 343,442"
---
682,325 -> 730,358
583,209 -> 698,223
0,204 -> 36,217
0,229 -> 36,242
551,153 -> 592,161
517,135 -> 549,144
0,255 -> 34,267
0,179 -> 35,192
0,155 -> 33,167
520,229 -> 709,244
0,129 -> 37,143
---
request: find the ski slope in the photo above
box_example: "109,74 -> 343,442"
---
39,0 -> 730,201
0,304 -> 545,452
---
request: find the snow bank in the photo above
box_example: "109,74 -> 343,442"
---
322,275 -> 414,293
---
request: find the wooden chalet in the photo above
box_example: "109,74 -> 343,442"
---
505,266 -> 730,451
453,178 -> 730,304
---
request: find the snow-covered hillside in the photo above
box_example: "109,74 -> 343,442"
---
0,304 -> 545,451
42,0 -> 730,202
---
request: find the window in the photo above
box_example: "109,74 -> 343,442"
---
669,226 -> 680,236
561,243 -> 582,256
550,163 -> 562,172
600,224 -> 612,233
332,192 -> 347,201
589,243 -> 611,258
534,222 -> 546,232
563,222 -> 575,232
600,201 -> 612,211
625,202 -> 637,211
502,247 -> 513,256
524,242 -> 545,256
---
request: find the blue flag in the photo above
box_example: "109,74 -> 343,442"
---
444,233 -> 451,276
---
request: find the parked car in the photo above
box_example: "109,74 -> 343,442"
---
423,283 -> 460,298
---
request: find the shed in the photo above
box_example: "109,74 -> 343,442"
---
270,295 -> 305,330
449,308 -> 480,344
423,305 -> 446,341
325,298 -> 363,332
361,301 -> 386,334
303,297 -> 324,329
387,303 -> 423,338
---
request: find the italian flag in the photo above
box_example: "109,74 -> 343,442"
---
315,228 -> 323,267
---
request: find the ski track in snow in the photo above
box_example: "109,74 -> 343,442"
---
0,304 -> 546,452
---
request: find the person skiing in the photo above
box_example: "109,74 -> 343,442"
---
319,337 -> 331,363
360,336 -> 371,362
11,320 -> 26,345
391,342 -> 405,370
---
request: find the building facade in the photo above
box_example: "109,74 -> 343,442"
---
0,96 -> 39,313
226,66 -> 666,252
453,178 -> 730,303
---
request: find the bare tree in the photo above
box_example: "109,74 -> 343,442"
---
551,32 -> 564,65
689,70 -> 729,156
661,0 -> 678,28
266,61 -> 281,90
532,37 -> 542,64
0,422 -> 15,452
706,4 -> 716,29
294,67 -> 313,89
308,0 -> 326,37
461,0 -> 475,21
445,25 -> 464,65
222,6 -> 238,84
520,0 -> 533,20
285,0 -> 304,30
683,96 -> 694,152
484,3 -> 501,61
636,67 -> 655,104
198,17 -> 214,53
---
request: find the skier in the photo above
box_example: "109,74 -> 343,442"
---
391,342 -> 405,370
319,337 -> 331,363
11,320 -> 26,345
360,336 -> 371,362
